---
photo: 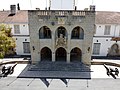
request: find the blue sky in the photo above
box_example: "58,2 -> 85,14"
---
0,0 -> 120,11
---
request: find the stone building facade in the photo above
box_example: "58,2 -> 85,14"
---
28,6 -> 95,65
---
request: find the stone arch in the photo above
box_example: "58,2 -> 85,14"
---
39,26 -> 51,39
107,43 -> 120,56
71,26 -> 84,39
70,47 -> 82,62
41,47 -> 52,61
55,47 -> 67,61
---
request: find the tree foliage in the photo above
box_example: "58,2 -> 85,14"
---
0,24 -> 16,58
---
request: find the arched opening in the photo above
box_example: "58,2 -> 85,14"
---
56,26 -> 67,38
70,47 -> 82,62
41,47 -> 52,61
39,26 -> 51,39
55,47 -> 66,61
107,44 -> 120,56
71,26 -> 84,39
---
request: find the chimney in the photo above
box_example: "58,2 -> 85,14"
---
48,7 -> 50,10
75,6 -> 77,11
45,7 -> 47,10
84,8 -> 88,11
10,5 -> 16,15
90,5 -> 95,11
17,3 -> 20,10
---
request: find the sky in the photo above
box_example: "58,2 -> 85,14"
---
0,0 -> 120,12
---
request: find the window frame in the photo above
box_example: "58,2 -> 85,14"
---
23,42 -> 30,53
104,25 -> 111,35
93,43 -> 101,55
14,25 -> 20,34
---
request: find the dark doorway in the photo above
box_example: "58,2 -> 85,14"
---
70,47 -> 82,62
55,47 -> 66,61
41,47 -> 52,61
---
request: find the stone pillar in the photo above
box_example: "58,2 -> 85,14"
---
52,53 -> 55,62
67,53 -> 70,63
67,27 -> 71,63
52,28 -> 55,62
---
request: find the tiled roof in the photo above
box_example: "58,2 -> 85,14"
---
0,10 -> 120,24
0,10 -> 28,23
96,11 -> 120,24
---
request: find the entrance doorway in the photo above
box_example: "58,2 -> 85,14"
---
70,47 -> 82,62
41,47 -> 52,61
55,47 -> 66,61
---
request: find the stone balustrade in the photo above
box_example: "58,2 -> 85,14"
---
37,10 -> 94,16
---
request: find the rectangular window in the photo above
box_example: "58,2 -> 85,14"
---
93,43 -> 101,55
14,25 -> 20,34
23,42 -> 30,53
104,25 -> 111,35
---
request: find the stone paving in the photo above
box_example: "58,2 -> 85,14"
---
0,77 -> 120,90
29,61 -> 90,72
1,58 -> 120,90
0,58 -> 120,79
18,61 -> 91,79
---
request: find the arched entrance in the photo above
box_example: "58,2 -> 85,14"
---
55,47 -> 66,61
41,47 -> 52,61
70,47 -> 82,62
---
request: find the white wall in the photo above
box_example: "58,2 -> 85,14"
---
13,37 -> 30,55
10,24 -> 29,35
93,24 -> 120,56
92,37 -> 117,56
95,24 -> 113,36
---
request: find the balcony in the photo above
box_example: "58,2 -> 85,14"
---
37,10 -> 95,17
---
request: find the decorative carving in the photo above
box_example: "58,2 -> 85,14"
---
58,18 -> 65,24
107,44 -> 120,56
56,34 -> 67,48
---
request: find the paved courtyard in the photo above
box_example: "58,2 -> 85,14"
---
0,58 -> 120,90
0,58 -> 120,79
0,77 -> 120,90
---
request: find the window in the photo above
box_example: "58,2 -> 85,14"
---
23,42 -> 30,53
71,26 -> 84,39
14,25 -> 20,34
39,26 -> 51,39
93,43 -> 101,55
104,25 -> 111,35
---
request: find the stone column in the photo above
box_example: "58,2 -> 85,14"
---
67,53 -> 70,63
66,27 -> 71,63
52,28 -> 55,62
52,52 -> 55,62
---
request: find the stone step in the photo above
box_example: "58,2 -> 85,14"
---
29,61 -> 91,72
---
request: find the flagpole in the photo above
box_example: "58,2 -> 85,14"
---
30,0 -> 32,9
46,0 -> 47,8
92,0 -> 94,5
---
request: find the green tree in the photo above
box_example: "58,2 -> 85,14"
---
0,24 -> 16,58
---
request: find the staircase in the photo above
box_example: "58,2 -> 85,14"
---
29,61 -> 91,72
